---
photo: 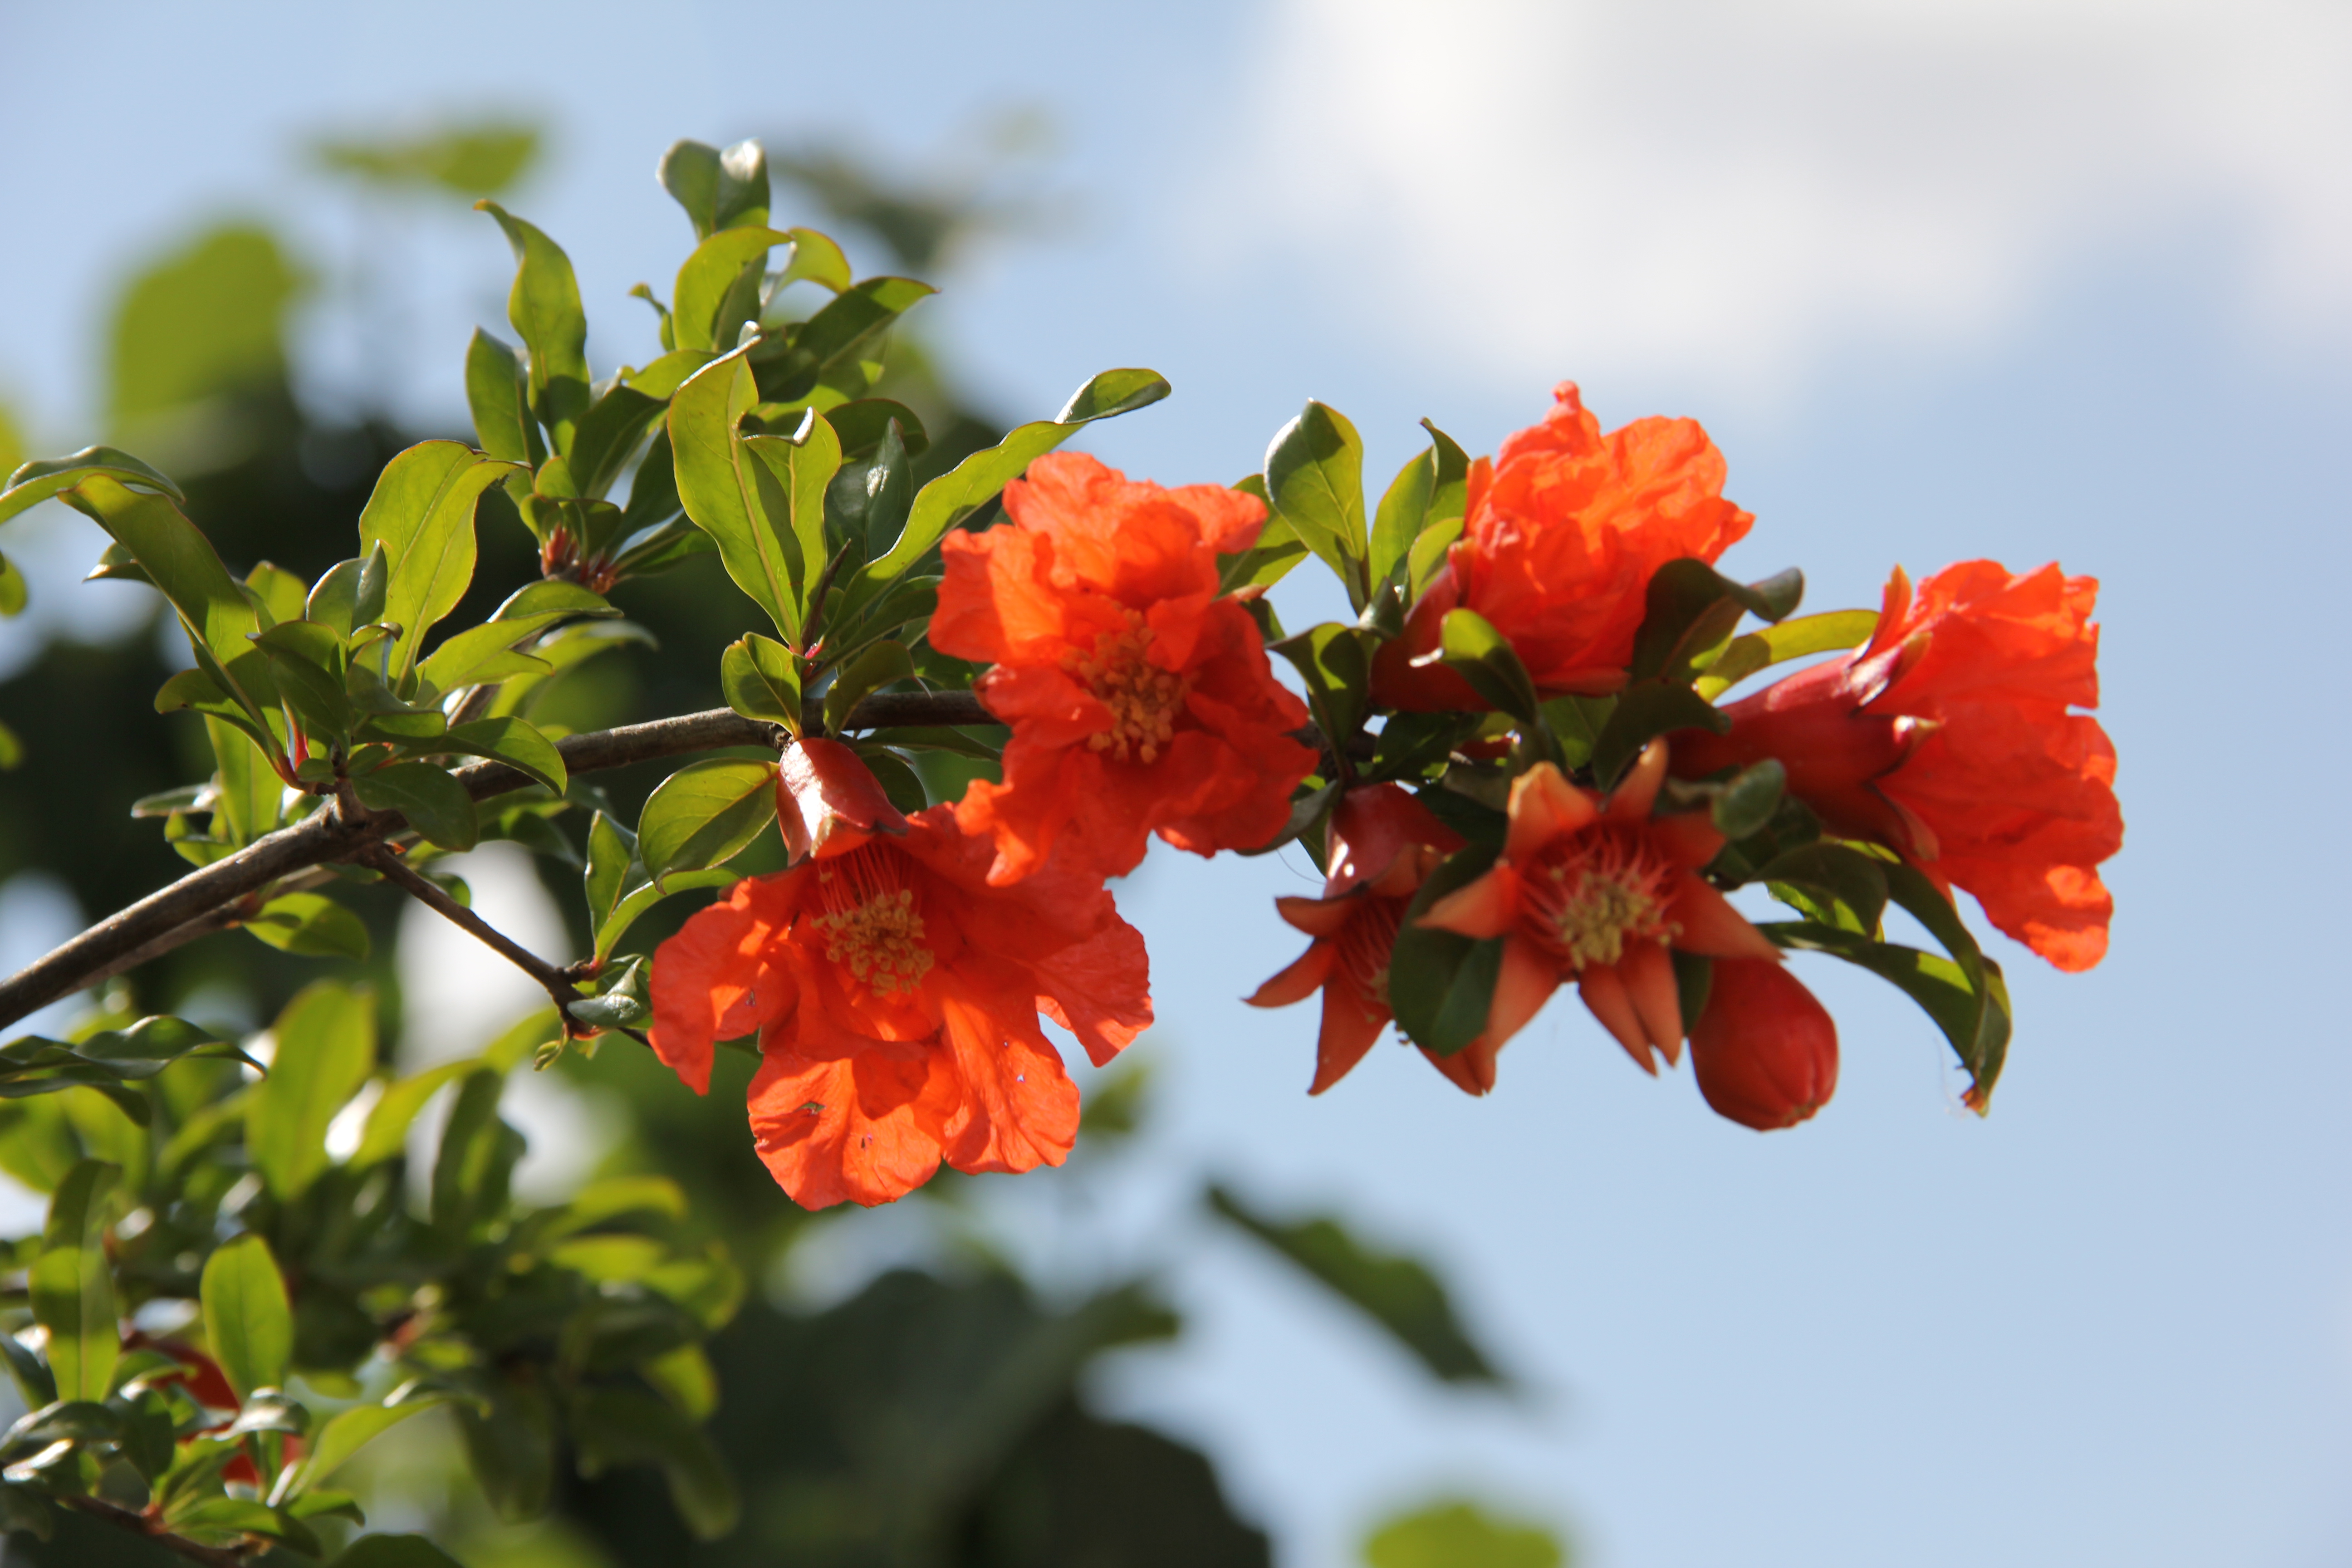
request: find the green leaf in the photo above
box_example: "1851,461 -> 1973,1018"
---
1881,858 -> 2012,1106
32,1160 -> 119,1403
329,1534 -> 468,1568
1588,678 -> 1730,789
169,1497 -> 320,1556
1271,622 -> 1373,748
637,760 -> 778,888
1763,920 -> 2010,1105
315,120 -> 539,196
752,275 -> 936,404
1630,558 -> 1805,682
849,366 -> 1171,600
1371,449 -> 1435,592
1694,608 -> 1879,699
565,956 -> 649,1032
61,474 -> 278,728
1207,1185 -> 1505,1385
0,718 -> 19,769
280,1395 -> 443,1499
350,1060 -> 472,1171
1364,1500 -> 1564,1568
246,982 -> 376,1200
437,715 -> 568,795
720,633 -> 801,730
569,1385 -> 740,1540
1710,758 -> 1786,841
673,227 -> 793,353
1387,844 -> 1505,1056
0,444 -> 186,527
243,892 -> 371,959
477,201 -> 591,453
824,397 -> 929,458
352,762 -> 479,851
742,411 -> 842,627
667,349 -> 804,642
594,870 -> 738,964
465,327 -> 544,466
657,138 -> 770,240
1265,400 -> 1371,609
356,441 -> 519,673
432,1068 -> 518,1233
1755,841 -> 1889,935
204,715 -> 283,848
200,1234 -> 291,1401
823,639 -> 914,733
1433,607 -> 1542,725
415,578 -> 613,693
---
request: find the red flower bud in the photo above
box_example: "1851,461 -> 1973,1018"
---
1688,957 -> 1838,1131
776,737 -> 909,863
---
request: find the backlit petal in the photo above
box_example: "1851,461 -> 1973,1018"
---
1666,869 -> 1781,960
1420,866 -> 1521,939
1247,941 -> 1336,1009
1579,962 -> 1658,1074
1505,763 -> 1596,860
1620,941 -> 1685,1066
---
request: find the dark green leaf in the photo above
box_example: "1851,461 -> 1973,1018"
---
352,762 -> 478,851
667,349 -> 804,642
1710,759 -> 1786,841
329,1534 -> 468,1568
284,1396 -> 443,1499
1433,607 -> 1541,725
1271,622 -> 1373,749
594,870 -> 737,963
569,1385 -> 740,1540
1754,841 -> 1889,935
351,1060 -> 473,1170
1631,558 -> 1806,682
637,759 -> 778,887
751,275 -> 936,404
719,633 -> 800,730
1207,1185 -> 1505,1385
823,397 -> 930,458
657,138 -> 770,240
432,1067 -> 518,1234
1388,844 -> 1505,1055
1588,679 -> 1730,789
170,1497 -> 320,1556
1763,920 -> 2010,1106
823,639 -> 914,734
438,715 -> 568,794
246,982 -> 376,1200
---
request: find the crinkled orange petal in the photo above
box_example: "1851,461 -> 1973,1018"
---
746,1043 -> 957,1209
936,992 -> 1080,1176
934,522 -> 1070,666
648,875 -> 801,1094
1032,913 -> 1154,1067
1247,940 -> 1336,1008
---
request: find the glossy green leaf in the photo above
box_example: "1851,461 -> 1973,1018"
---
0,445 -> 186,527
824,415 -> 915,562
852,366 -> 1171,599
246,982 -> 376,1199
1764,919 -> 2011,1104
822,639 -> 914,733
356,441 -> 519,672
352,762 -> 478,851
1631,558 -> 1806,682
637,759 -> 778,888
281,1395 -> 444,1499
200,1234 -> 291,1401
657,138 -> 770,240
1371,449 -> 1435,592
595,869 -> 737,963
1272,622 -> 1373,748
1265,400 -> 1370,609
244,892 -> 371,959
437,715 -> 568,794
1364,1500 -> 1563,1568
464,326 -> 543,466
720,632 -> 801,731
1388,843 -> 1505,1056
62,473 -> 279,724
1208,1185 -> 1505,1385
1757,841 -> 1890,935
767,225 -> 853,295
31,1160 -> 118,1404
667,348 -> 803,642
477,201 -> 591,452
1695,608 -> 1881,700
1588,679 -> 1731,789
204,715 -> 283,847
674,227 -> 792,353
415,578 -> 612,693
1433,607 -> 1542,725
253,621 -> 356,740
742,410 -> 842,626
1881,858 -> 2011,1105
1217,475 -> 1312,593
823,397 -> 929,458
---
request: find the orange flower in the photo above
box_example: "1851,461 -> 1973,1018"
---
1246,784 -> 1503,1096
1688,957 -> 1839,1130
1373,383 -> 1754,710
1674,560 -> 2121,971
931,452 -> 1317,883
1417,742 -> 1779,1078
647,805 -> 1152,1208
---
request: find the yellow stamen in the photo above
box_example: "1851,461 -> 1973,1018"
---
1063,608 -> 1189,764
1525,830 -> 1679,970
809,846 -> 935,996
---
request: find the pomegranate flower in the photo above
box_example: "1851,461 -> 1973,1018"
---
1246,784 -> 1501,1096
1688,957 -> 1839,1130
1674,560 -> 2122,971
648,805 -> 1151,1208
931,452 -> 1318,884
1418,742 -> 1779,1078
1374,383 -> 1754,710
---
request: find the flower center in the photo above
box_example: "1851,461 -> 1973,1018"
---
1524,830 -> 1679,970
1337,897 -> 1404,1010
808,845 -> 935,996
1064,609 -> 1189,764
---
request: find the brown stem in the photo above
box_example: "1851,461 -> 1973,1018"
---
61,1494 -> 253,1567
0,688 -> 995,1031
366,848 -> 583,1025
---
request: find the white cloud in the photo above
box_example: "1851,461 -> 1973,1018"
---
1218,0 -> 2352,397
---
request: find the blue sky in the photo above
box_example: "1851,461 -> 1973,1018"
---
3,2 -> 2349,1564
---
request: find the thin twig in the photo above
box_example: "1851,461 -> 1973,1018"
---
62,1494 -> 252,1567
366,848 -> 584,1026
0,689 -> 989,1030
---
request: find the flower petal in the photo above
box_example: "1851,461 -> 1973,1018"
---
1421,1036 -> 1499,1097
936,991 -> 1080,1176
1666,869 -> 1781,960
1579,962 -> 1658,1074
1032,914 -> 1155,1067
648,874 -> 801,1095
1246,940 -> 1336,1009
1420,865 -> 1521,939
1606,739 -> 1669,823
1620,940 -> 1685,1066
1505,763 -> 1596,861
746,1044 -> 956,1209
1309,985 -> 1388,1095
1484,932 -> 1561,1052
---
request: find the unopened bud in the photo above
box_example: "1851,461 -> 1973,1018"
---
1689,957 -> 1838,1131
